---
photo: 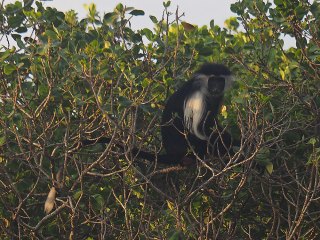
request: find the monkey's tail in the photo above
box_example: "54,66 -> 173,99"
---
81,137 -> 181,165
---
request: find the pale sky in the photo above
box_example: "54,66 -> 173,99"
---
4,0 -> 238,28
2,0 -> 295,48
42,0 -> 238,29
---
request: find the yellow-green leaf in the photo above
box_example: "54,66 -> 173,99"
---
266,162 -> 273,174
181,21 -> 196,32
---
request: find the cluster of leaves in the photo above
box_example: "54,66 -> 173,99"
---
0,0 -> 319,239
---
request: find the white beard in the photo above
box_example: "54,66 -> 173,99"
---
184,90 -> 208,140
183,73 -> 235,141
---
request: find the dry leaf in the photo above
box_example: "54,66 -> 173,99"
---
44,187 -> 56,214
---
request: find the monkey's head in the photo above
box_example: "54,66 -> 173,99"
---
195,63 -> 235,96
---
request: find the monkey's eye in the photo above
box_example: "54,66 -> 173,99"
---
208,76 -> 225,95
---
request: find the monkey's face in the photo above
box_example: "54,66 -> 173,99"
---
208,76 -> 225,96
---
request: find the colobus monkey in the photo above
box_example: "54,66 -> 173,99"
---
82,63 -> 236,166
161,63 -> 236,165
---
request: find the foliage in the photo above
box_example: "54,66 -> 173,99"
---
0,0 -> 319,239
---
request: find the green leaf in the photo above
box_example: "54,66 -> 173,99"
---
4,64 -> 16,75
230,3 -> 238,13
15,27 -> 28,33
0,50 -> 11,62
16,38 -> 25,49
266,162 -> 273,175
118,96 -> 132,109
209,19 -> 215,29
294,6 -> 307,20
36,45 -> 49,56
45,30 -> 58,40
11,34 -> 21,41
115,3 -> 124,12
0,135 -> 6,146
181,21 -> 196,32
274,0 -> 283,6
296,37 -> 307,49
73,190 -> 83,200
169,231 -> 184,240
103,12 -> 118,24
12,35 -> 25,48
38,85 -> 49,97
224,17 -> 239,30
308,138 -> 317,146
310,1 -> 320,18
92,194 -> 104,209
65,10 -> 78,26
163,1 -> 171,8
149,15 -> 158,23
141,78 -> 151,88
141,28 -> 154,40
129,9 -> 145,16
224,47 -> 235,54
198,45 -> 213,56
167,200 -> 174,211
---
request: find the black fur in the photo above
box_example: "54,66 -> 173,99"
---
82,63 -> 236,165
161,63 -> 235,164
